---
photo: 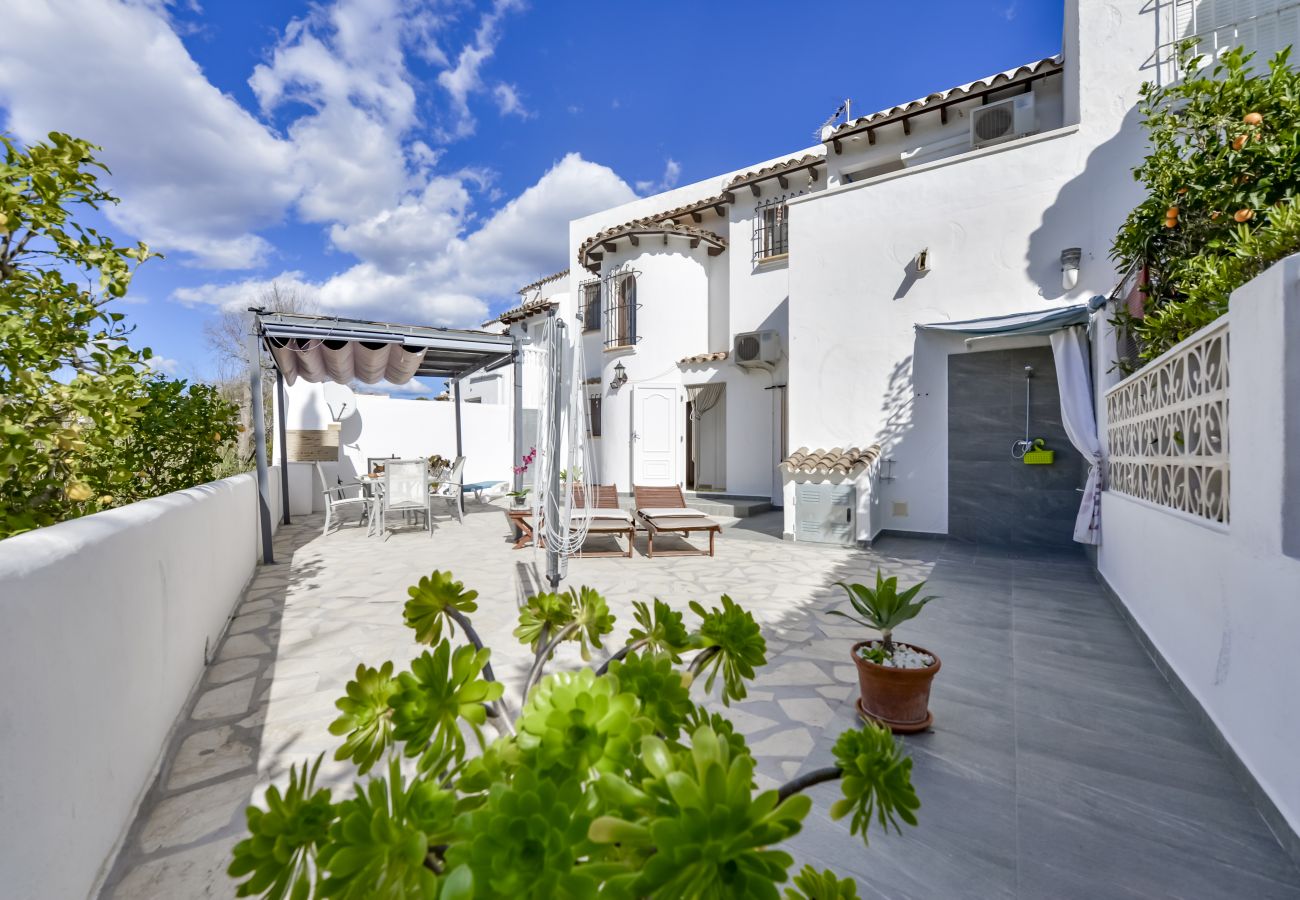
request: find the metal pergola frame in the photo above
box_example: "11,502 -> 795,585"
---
248,311 -> 523,564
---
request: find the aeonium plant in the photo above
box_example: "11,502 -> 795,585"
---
229,572 -> 921,899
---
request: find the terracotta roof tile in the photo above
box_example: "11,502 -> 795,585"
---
828,55 -> 1063,139
726,153 -> 826,189
578,218 -> 727,272
780,445 -> 881,477
651,193 -> 732,224
517,268 -> 569,295
678,350 -> 729,366
485,296 -> 555,328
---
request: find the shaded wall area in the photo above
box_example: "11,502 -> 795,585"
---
947,346 -> 1083,548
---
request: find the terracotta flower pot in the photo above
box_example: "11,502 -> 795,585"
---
850,640 -> 940,734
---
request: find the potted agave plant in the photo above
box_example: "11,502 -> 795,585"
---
831,570 -> 939,734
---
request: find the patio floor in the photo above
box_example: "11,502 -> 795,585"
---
99,503 -> 1300,899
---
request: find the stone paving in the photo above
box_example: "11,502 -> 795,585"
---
98,503 -> 1300,898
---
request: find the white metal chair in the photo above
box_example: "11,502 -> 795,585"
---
379,459 -> 433,539
432,456 -> 466,524
316,463 -> 370,536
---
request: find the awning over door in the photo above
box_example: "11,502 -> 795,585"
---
916,304 -> 1090,337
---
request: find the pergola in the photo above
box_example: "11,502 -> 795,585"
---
248,311 -> 524,563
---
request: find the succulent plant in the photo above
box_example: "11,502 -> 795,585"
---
231,573 -> 920,899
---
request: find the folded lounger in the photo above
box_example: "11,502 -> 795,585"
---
571,484 -> 636,559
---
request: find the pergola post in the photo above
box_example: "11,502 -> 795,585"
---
512,336 -> 524,494
276,369 -> 290,525
453,378 -> 464,518
247,326 -> 275,564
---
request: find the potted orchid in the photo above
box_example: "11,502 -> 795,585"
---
510,447 -> 537,507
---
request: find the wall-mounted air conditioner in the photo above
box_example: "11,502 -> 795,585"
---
733,330 -> 781,371
970,93 -> 1036,148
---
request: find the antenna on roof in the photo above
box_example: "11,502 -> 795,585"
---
815,98 -> 852,141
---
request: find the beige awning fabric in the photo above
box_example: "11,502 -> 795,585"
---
268,338 -> 428,386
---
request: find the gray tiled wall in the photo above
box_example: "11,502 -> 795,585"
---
947,347 -> 1085,549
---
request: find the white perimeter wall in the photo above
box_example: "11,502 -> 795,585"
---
281,382 -> 512,503
1099,257 -> 1300,837
0,469 -> 280,900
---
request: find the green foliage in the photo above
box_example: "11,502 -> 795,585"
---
329,662 -> 399,775
592,727 -> 810,899
829,727 -> 920,838
230,756 -> 336,899
690,595 -> 768,705
231,572 -> 921,898
784,865 -> 861,900
628,598 -> 692,661
443,769 -> 597,899
1112,44 -> 1300,367
87,375 -> 240,506
390,643 -> 503,774
404,571 -> 479,646
831,570 -> 936,653
0,131 -> 237,538
516,585 -> 615,662
607,651 -> 694,740
316,759 -> 452,900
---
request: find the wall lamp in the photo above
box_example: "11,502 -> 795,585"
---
610,361 -> 628,391
1061,247 -> 1082,291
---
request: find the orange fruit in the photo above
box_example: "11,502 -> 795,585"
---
1244,112 -> 1263,126
1234,208 -> 1255,222
1232,134 -> 1247,151
1210,211 -> 1222,220
1178,187 -> 1188,194
1165,206 -> 1179,218
65,482 -> 93,502
1164,218 -> 1178,228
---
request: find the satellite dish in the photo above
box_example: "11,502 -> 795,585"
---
322,383 -> 358,421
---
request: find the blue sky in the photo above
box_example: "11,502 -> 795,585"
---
0,0 -> 1062,387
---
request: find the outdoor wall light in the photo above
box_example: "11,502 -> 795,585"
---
610,361 -> 628,390
1061,247 -> 1082,291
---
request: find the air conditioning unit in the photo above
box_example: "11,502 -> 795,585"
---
970,93 -> 1036,148
733,330 -> 781,370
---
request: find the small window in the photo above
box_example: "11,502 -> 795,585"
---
580,281 -> 601,332
588,394 -> 602,437
604,272 -> 637,349
754,202 -> 789,261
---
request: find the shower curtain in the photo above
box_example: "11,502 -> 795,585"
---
1050,325 -> 1103,545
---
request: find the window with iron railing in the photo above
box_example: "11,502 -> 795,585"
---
588,394 -> 602,437
753,200 -> 789,261
604,271 -> 638,349
580,280 -> 601,333
1155,0 -> 1300,83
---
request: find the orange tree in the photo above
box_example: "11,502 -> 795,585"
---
0,132 -> 237,537
1112,44 -> 1300,368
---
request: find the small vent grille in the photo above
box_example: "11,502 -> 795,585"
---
736,334 -> 760,362
974,105 -> 1014,141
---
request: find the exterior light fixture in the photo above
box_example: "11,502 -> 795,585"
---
1061,247 -> 1082,291
610,361 -> 628,390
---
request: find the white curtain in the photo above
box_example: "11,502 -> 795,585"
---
687,384 -> 725,487
1050,326 -> 1103,545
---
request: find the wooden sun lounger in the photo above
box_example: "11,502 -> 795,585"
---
633,485 -> 722,558
573,484 -> 635,558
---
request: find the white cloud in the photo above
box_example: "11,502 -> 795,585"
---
492,83 -> 531,119
173,153 -> 636,325
434,0 -> 525,141
146,355 -> 181,375
635,158 -> 683,195
0,0 -> 295,269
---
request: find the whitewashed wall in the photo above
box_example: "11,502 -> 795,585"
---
0,469 -> 279,900
280,382 -> 513,498
1098,256 -> 1300,840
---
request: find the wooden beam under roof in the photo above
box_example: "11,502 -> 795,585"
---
690,210 -> 702,223
628,234 -> 639,246
749,183 -> 761,197
602,241 -> 617,252
777,173 -> 788,189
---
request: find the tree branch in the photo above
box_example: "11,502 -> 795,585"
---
445,606 -> 513,735
687,645 -> 720,679
594,638 -> 649,677
776,766 -> 842,803
522,621 -> 580,701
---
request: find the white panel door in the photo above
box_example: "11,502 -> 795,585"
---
633,384 -> 682,486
